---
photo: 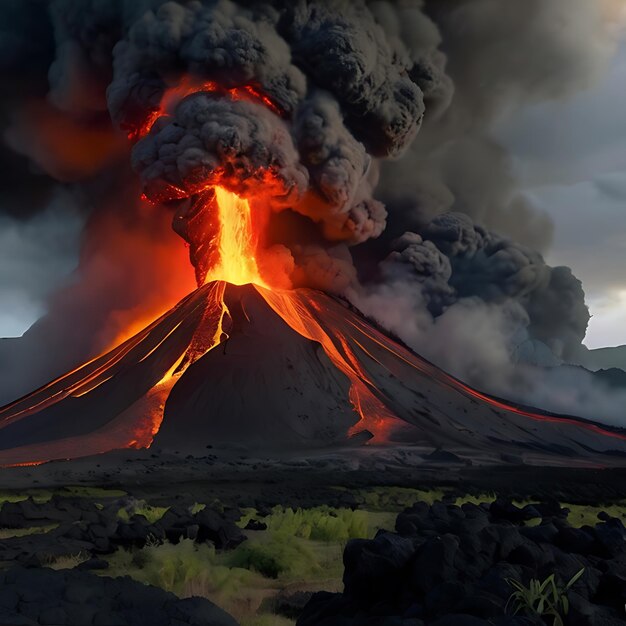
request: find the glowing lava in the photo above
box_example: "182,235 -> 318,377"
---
205,187 -> 266,288
127,78 -> 284,141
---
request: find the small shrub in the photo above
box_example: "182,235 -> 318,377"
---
225,535 -> 319,579
44,551 -> 89,570
117,499 -> 169,524
263,506 -> 369,541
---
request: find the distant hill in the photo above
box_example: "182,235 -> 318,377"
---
575,345 -> 626,373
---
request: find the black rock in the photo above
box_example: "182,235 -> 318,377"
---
344,533 -> 416,602
0,566 -> 239,626
244,519 -> 268,531
410,534 -> 459,595
430,614 -> 489,625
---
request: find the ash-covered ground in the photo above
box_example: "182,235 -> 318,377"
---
3,446 -> 626,625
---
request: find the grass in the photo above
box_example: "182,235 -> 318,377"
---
106,539 -> 272,620
563,502 -> 626,528
43,551 -> 90,570
104,503 -> 388,624
0,523 -> 58,539
353,486 -> 447,511
7,483 -> 620,625
117,499 -> 169,524
0,486 -> 127,509
0,492 -> 29,507
257,505 -> 370,542
455,492 -> 497,507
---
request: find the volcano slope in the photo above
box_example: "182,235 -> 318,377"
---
1,281 -> 626,466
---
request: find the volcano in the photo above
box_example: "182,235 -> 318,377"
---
2,278 -> 626,467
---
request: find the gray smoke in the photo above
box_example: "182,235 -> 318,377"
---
0,0 -> 622,423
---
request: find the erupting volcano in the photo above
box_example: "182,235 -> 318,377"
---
2,184 -> 626,467
2,0 -> 626,469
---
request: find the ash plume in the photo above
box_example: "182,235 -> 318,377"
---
0,0 -> 623,425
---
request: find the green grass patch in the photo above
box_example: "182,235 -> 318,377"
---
43,551 -> 90,570
261,505 -> 370,542
0,492 -> 29,507
0,486 -> 127,509
455,492 -> 497,507
106,538 -> 273,621
562,503 -> 626,528
0,523 -> 58,539
117,500 -> 169,524
104,503 -> 381,624
354,486 -> 447,511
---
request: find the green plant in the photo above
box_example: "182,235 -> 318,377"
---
43,551 -> 90,570
117,499 -> 169,524
506,568 -> 585,626
0,523 -> 58,539
189,502 -> 206,515
355,487 -> 447,512
263,506 -> 369,542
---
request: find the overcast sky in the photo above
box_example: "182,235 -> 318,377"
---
495,42 -> 626,349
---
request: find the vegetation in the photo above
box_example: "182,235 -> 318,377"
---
0,523 -> 58,539
506,568 -> 585,626
117,499 -> 169,524
256,505 -> 369,541
0,486 -> 126,509
43,551 -> 90,570
189,502 -> 206,515
104,504 -> 383,624
353,486 -> 447,511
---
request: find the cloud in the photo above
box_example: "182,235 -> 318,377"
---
0,189 -> 83,337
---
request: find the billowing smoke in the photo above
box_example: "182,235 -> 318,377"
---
0,0 -> 623,423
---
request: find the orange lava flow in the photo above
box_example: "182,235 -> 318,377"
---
256,287 -> 402,441
337,307 -> 626,445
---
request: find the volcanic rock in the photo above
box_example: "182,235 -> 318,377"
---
0,566 -> 238,626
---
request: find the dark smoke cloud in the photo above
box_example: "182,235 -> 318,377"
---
0,0 -> 620,424
373,213 -> 589,361
133,94 -> 308,204
376,0 -> 617,250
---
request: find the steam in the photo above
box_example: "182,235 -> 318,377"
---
0,0 -> 624,425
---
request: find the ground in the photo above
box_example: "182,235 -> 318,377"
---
2,445 -> 626,624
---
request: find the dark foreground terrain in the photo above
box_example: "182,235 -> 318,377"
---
2,446 -> 626,625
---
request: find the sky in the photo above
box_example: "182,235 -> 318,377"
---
495,42 -> 626,349
0,191 -> 82,337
